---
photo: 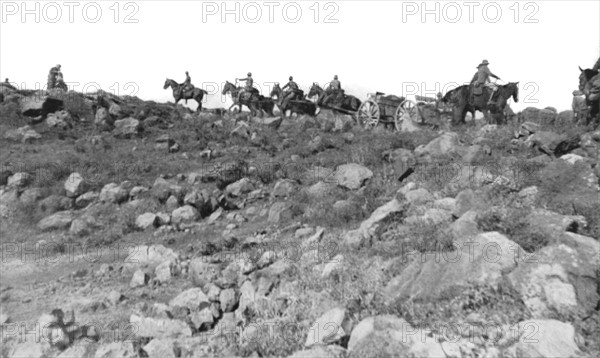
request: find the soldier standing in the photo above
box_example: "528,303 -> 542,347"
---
47,64 -> 61,89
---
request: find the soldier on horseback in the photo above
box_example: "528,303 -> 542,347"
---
470,60 -> 501,105
281,76 -> 301,107
323,75 -> 342,106
180,71 -> 194,97
236,72 -> 259,103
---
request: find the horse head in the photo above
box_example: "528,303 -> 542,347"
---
163,78 -> 173,90
508,82 -> 519,102
579,67 -> 599,91
222,81 -> 234,95
307,83 -> 321,98
270,83 -> 281,98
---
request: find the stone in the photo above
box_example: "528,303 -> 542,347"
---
190,308 -> 214,329
46,110 -> 72,129
166,195 -> 180,211
155,261 -> 172,283
384,232 -> 521,304
74,191 -> 98,208
169,288 -> 210,311
346,198 -> 405,247
129,314 -> 192,339
305,307 -> 348,347
335,164 -> 373,190
171,205 -> 199,226
8,172 -> 32,188
130,270 -> 148,288
272,179 -> 297,198
94,342 -> 137,358
107,290 -> 123,306
99,183 -> 128,204
142,339 -> 177,358
225,178 -> 254,197
136,213 -> 157,230
347,315 -> 444,358
268,201 -> 294,223
37,211 -> 75,231
508,235 -> 599,319
414,132 -> 460,157
219,288 -> 238,312
113,118 -> 141,138
404,188 -> 433,205
508,320 -> 582,358
4,125 -> 42,143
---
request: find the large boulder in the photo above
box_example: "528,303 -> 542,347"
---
414,132 -> 461,158
113,117 -> 141,138
99,183 -> 129,204
46,110 -> 72,129
335,164 -> 373,190
505,320 -> 582,358
347,315 -> 445,358
38,211 -> 75,231
507,232 -> 599,319
305,307 -> 349,347
171,205 -> 199,226
20,95 -> 63,117
346,198 -> 406,247
4,125 -> 42,143
384,232 -> 521,304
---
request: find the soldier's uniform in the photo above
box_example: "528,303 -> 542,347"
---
282,77 -> 300,105
47,65 -> 61,89
471,60 -> 500,104
237,73 -> 257,102
181,72 -> 193,96
324,76 -> 342,105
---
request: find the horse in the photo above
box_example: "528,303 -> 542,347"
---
222,81 -> 274,117
307,83 -> 361,113
442,85 -> 475,125
578,66 -> 600,125
270,83 -> 314,117
163,78 -> 208,112
447,82 -> 519,125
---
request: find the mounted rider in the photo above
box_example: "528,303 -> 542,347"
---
47,64 -> 62,89
323,75 -> 342,105
180,71 -> 194,97
470,60 -> 501,105
236,72 -> 259,103
281,76 -> 301,106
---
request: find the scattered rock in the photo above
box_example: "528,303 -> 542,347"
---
130,270 -> 148,288
38,211 -> 75,231
335,163 -> 373,190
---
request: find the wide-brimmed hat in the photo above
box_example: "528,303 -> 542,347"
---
572,90 -> 583,96
478,60 -> 490,67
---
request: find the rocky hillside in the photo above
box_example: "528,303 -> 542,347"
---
1,85 -> 599,358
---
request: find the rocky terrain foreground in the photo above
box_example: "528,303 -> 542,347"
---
0,85 -> 599,358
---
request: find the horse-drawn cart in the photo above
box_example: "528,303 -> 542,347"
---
356,92 -> 416,131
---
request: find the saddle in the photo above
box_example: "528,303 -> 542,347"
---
472,83 -> 483,96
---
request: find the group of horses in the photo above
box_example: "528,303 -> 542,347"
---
163,69 -> 599,127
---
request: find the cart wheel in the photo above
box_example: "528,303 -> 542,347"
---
396,99 -> 417,127
228,103 -> 241,114
356,100 -> 380,129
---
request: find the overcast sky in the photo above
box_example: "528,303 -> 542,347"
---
1,0 -> 599,112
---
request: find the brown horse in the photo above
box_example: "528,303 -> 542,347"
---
270,83 -> 315,117
222,81 -> 274,117
163,78 -> 207,112
307,83 -> 361,113
578,66 -> 600,125
446,82 -> 519,125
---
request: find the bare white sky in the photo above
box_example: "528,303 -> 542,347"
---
1,0 -> 599,112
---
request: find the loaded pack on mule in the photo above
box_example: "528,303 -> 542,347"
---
163,72 -> 208,112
